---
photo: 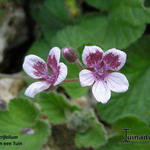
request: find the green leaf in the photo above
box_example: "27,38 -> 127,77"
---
97,35 -> 150,124
113,116 -> 150,146
0,98 -> 50,150
31,0 -> 80,42
51,14 -> 145,50
86,0 -> 110,11
62,82 -> 88,98
18,88 -> 35,102
114,116 -> 150,136
62,59 -> 88,98
37,92 -> 81,124
51,25 -> 86,49
86,0 -> 150,25
74,110 -> 107,149
97,135 -> 150,150
75,123 -> 107,149
52,0 -> 150,49
80,15 -> 145,49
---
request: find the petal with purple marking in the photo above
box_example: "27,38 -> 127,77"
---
47,47 -> 61,72
106,72 -> 129,93
23,55 -> 47,79
54,63 -> 68,86
92,80 -> 111,103
82,46 -> 103,68
25,81 -> 50,98
103,48 -> 126,71
49,47 -> 61,63
79,69 -> 95,87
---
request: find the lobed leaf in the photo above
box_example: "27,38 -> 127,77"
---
37,92 -> 81,124
114,116 -> 150,135
0,98 -> 50,150
74,109 -> 107,149
30,0 -> 80,42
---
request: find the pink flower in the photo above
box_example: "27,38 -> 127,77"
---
79,46 -> 129,104
23,47 -> 67,98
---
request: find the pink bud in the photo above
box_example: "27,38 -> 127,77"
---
63,48 -> 78,63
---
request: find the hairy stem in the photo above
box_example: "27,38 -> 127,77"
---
75,59 -> 84,69
64,78 -> 79,82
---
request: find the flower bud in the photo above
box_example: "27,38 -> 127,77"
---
63,48 -> 78,63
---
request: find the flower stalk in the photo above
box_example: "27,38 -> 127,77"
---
64,78 -> 79,82
75,59 -> 84,69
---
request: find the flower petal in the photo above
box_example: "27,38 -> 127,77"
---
79,69 -> 95,87
54,63 -> 67,86
47,47 -> 61,74
25,81 -> 50,98
106,72 -> 129,93
48,47 -> 60,64
103,48 -> 126,71
82,46 -> 104,68
23,55 -> 47,79
92,80 -> 111,103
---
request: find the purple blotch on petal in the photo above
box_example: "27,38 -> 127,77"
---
33,61 -> 47,77
47,54 -> 60,85
86,50 -> 103,68
103,53 -> 121,70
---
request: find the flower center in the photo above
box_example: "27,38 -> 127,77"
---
41,66 -> 59,85
41,73 -> 56,85
92,62 -> 108,81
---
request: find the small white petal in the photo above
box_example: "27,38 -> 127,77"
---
106,72 -> 129,93
103,48 -> 126,71
54,63 -> 67,86
82,46 -> 104,66
25,81 -> 50,98
48,47 -> 61,63
79,69 -> 95,87
92,80 -> 111,104
23,55 -> 47,79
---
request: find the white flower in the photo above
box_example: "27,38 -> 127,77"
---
23,47 -> 67,98
79,46 -> 129,104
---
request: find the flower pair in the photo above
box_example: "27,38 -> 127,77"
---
23,46 -> 129,103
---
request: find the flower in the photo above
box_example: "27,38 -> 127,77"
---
23,47 -> 67,98
79,46 -> 129,104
